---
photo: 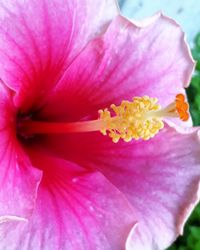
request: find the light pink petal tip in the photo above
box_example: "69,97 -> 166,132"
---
0,0 -> 118,110
156,12 -> 195,87
0,152 -> 136,250
128,11 -> 195,86
40,13 -> 194,125
0,82 -> 42,221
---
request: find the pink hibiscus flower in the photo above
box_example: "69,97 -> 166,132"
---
0,1 -> 200,249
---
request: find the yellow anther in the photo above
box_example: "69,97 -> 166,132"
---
99,96 -> 164,143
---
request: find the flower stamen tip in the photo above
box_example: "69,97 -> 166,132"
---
99,93 -> 190,143
175,94 -> 189,121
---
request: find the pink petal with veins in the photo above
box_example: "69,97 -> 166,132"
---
0,82 -> 42,221
0,0 -> 118,110
47,126 -> 200,250
0,151 -> 136,250
39,14 -> 194,126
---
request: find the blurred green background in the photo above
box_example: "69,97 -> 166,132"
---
167,33 -> 200,250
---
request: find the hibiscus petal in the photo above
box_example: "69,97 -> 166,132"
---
43,126 -> 200,250
40,13 -> 194,124
0,82 -> 42,220
0,152 -> 136,250
35,13 -> 197,248
0,0 -> 118,110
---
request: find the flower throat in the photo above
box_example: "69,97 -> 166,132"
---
18,94 -> 189,143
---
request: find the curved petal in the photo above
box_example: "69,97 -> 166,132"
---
0,82 -> 42,221
0,0 -> 118,110
42,126 -> 200,250
0,152 -> 136,250
39,13 -> 194,125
